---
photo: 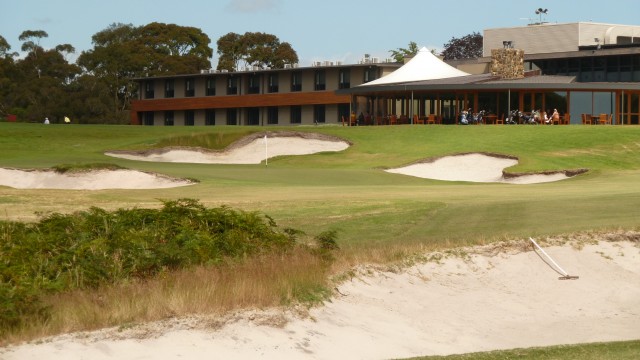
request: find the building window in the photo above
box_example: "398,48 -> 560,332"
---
185,110 -> 195,126
314,70 -> 326,91
206,77 -> 216,96
291,71 -> 302,92
338,69 -> 350,89
165,79 -> 174,98
227,76 -> 238,95
248,74 -> 260,94
164,111 -> 174,126
338,104 -> 350,123
314,105 -> 325,123
268,73 -> 279,93
290,106 -> 301,124
267,107 -> 278,124
226,108 -> 237,125
205,109 -> 215,125
363,67 -> 377,83
143,112 -> 154,125
247,107 -> 260,125
185,78 -> 195,97
144,81 -> 154,99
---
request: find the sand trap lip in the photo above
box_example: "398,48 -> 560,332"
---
105,132 -> 350,164
386,153 -> 587,184
3,236 -> 639,359
0,168 -> 194,190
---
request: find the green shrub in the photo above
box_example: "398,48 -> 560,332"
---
0,199 -> 328,333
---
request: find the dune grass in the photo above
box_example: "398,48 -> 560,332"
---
1,122 -> 639,354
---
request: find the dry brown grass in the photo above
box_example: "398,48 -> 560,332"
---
3,248 -> 330,345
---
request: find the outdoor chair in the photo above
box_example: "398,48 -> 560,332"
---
427,114 -> 436,124
598,113 -> 608,125
563,113 -> 570,125
582,114 -> 591,125
413,115 -> 424,124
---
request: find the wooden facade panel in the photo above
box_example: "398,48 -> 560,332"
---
132,92 -> 350,112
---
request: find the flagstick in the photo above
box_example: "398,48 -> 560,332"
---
264,134 -> 268,167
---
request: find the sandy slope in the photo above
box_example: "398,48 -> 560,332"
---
4,238 -> 639,360
386,153 -> 574,184
0,168 -> 193,190
105,135 -> 350,165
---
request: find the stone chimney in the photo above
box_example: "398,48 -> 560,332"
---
491,48 -> 524,79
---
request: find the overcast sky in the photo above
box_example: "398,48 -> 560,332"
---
1,0 -> 639,67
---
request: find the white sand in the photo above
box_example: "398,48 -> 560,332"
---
1,134 -> 349,190
4,239 -> 639,360
105,136 -> 350,165
0,168 -> 193,190
386,153 -> 572,184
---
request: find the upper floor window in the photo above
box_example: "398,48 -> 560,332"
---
314,70 -> 326,91
268,73 -> 279,93
338,69 -> 350,89
363,67 -> 377,83
227,76 -> 238,95
144,81 -> 154,99
248,74 -> 260,94
164,79 -> 174,98
206,77 -> 216,96
291,71 -> 302,92
185,78 -> 194,97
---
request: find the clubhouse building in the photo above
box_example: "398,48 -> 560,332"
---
131,22 -> 640,126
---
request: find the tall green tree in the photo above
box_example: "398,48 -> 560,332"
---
18,30 -> 48,59
389,41 -> 419,63
2,30 -> 80,122
216,32 -> 298,71
0,35 -> 17,117
78,23 -> 148,123
78,22 -> 214,123
135,22 -> 212,75
440,32 -> 483,60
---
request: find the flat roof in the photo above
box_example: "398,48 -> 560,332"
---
338,74 -> 640,94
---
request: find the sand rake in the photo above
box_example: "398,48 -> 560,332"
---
529,237 -> 580,280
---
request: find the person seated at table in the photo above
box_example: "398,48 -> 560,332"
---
548,109 -> 559,124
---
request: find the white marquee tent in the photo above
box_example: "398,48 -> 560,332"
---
360,47 -> 470,86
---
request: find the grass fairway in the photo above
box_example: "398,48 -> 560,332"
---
1,122 -> 639,356
1,122 -> 639,251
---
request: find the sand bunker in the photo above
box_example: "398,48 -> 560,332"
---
387,153 -> 583,184
4,237 -> 639,359
0,168 -> 193,190
105,132 -> 350,164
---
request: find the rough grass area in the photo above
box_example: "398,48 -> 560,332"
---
406,340 -> 640,360
0,199 -> 338,342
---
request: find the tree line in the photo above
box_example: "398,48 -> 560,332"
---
0,22 -> 480,125
0,23 -> 299,124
